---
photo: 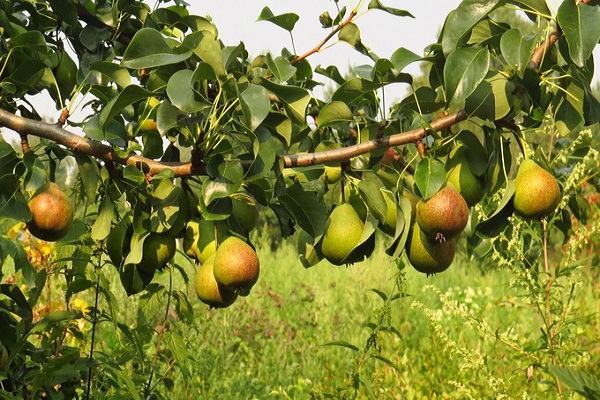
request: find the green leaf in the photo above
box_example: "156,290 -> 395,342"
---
91,195 -> 114,241
414,158 -> 445,200
259,79 -> 310,125
557,0 -> 600,67
549,365 -> 600,398
500,29 -> 536,77
323,340 -> 359,352
390,47 -> 421,71
317,101 -> 353,127
121,28 -> 193,69
265,54 -> 297,82
338,23 -> 371,57
0,175 -> 31,221
441,0 -> 504,55
183,30 -> 225,77
240,83 -> 270,131
202,156 -> 244,205
8,31 -> 47,49
553,83 -> 584,136
465,73 -> 513,120
0,284 -> 33,330
368,0 -> 414,17
476,181 -> 515,237
278,183 -> 327,237
257,7 -> 299,32
385,195 -> 411,258
99,85 -> 154,128
73,153 -> 100,204
89,61 -> 131,88
357,178 -> 387,223
22,151 -> 46,192
246,126 -> 279,181
444,46 -> 490,106
166,69 -> 209,113
507,0 -> 550,18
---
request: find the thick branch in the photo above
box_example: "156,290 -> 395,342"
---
282,110 -> 467,167
0,109 -> 202,177
0,108 -> 466,176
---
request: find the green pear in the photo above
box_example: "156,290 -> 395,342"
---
405,223 -> 455,275
513,159 -> 561,218
229,193 -> 259,233
321,203 -> 364,265
416,186 -> 468,241
380,189 -> 397,236
136,233 -> 176,273
445,145 -> 485,207
213,237 -> 260,295
183,219 -> 218,264
194,255 -> 238,308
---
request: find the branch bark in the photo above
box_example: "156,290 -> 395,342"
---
0,107 -> 466,176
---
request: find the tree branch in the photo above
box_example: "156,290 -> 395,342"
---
0,107 -> 466,176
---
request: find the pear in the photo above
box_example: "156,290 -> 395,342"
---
213,237 -> 260,295
416,186 -> 468,241
321,203 -> 364,265
137,233 -> 176,273
513,159 -> 561,218
229,193 -> 259,233
194,255 -> 238,308
380,190 -> 397,236
405,223 -> 456,275
445,145 -> 485,207
27,182 -> 73,241
183,219 -> 218,264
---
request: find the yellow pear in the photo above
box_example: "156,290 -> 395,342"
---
513,159 -> 561,218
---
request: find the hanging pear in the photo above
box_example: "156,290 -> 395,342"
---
416,186 -> 468,242
321,203 -> 364,265
513,159 -> 561,218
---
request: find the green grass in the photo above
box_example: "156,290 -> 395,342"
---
124,236 -> 596,399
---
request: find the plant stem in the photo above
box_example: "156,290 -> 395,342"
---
85,252 -> 103,400
145,268 -> 173,397
542,218 -> 564,398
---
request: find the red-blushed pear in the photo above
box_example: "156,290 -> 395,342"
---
194,255 -> 238,308
416,186 -> 468,242
26,182 -> 73,241
513,159 -> 561,218
405,223 -> 456,275
213,237 -> 260,296
321,203 -> 364,265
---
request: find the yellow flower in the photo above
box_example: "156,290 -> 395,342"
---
71,298 -> 90,315
7,222 -> 25,239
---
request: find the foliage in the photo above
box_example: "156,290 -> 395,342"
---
0,0 -> 599,398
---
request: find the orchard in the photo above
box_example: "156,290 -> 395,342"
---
0,0 -> 599,398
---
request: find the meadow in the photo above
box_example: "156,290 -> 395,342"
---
78,231 -> 598,400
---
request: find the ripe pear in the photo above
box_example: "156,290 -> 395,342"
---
445,145 -> 485,207
321,203 -> 364,265
416,186 -> 468,241
406,223 -> 456,275
323,166 -> 343,184
27,182 -> 73,241
137,233 -> 176,273
513,159 -> 561,218
194,255 -> 238,308
213,237 -> 260,295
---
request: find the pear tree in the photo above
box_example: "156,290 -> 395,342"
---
0,0 -> 599,397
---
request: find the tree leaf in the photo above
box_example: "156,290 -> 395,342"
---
91,195 -> 114,241
368,0 -> 414,17
183,30 -> 225,77
444,46 -> 490,106
414,157 -> 445,200
338,23 -> 371,57
0,175 -> 31,221
265,53 -> 297,82
278,183 -> 327,237
322,340 -> 359,352
122,28 -> 193,69
99,85 -> 154,128
257,6 -> 299,32
441,0 -> 503,55
259,79 -> 310,125
240,83 -> 270,131
202,156 -> 244,205
465,73 -> 513,121
549,365 -> 600,398
390,47 -> 421,72
357,178 -> 387,222
557,0 -> 600,68
317,101 -> 353,127
500,28 -> 536,77
166,69 -> 209,113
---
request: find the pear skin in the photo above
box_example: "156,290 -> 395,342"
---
321,203 -> 364,265
406,223 -> 455,275
513,159 -> 561,218
416,186 -> 468,241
